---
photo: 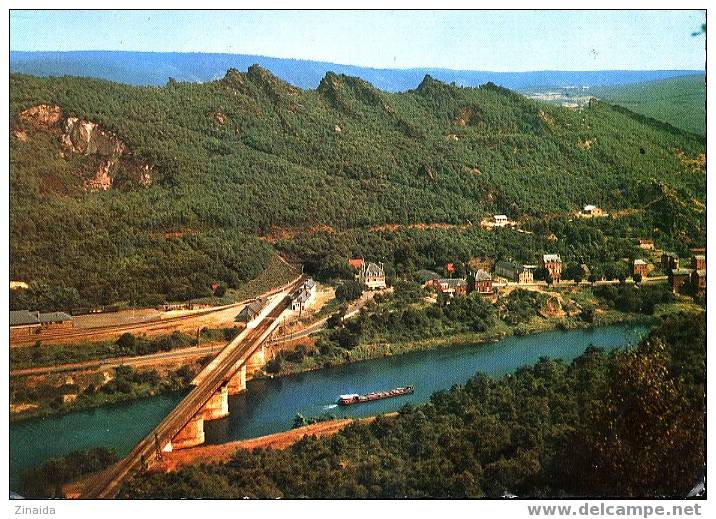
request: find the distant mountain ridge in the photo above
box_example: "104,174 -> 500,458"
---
10,50 -> 702,92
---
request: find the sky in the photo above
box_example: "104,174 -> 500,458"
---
10,10 -> 706,71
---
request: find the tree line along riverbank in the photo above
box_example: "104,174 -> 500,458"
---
112,310 -> 702,498
10,280 -> 698,422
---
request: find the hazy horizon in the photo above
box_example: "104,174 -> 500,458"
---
10,10 -> 706,72
9,49 -> 705,74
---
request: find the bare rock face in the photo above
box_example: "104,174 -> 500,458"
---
86,160 -> 113,191
17,105 -> 153,192
540,294 -> 566,318
19,104 -> 63,129
61,118 -> 126,158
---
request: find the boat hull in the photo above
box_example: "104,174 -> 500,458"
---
337,387 -> 414,406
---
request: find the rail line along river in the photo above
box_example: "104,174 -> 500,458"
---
10,324 -> 648,491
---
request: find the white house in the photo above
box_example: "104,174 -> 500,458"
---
494,214 -> 509,227
290,278 -> 317,312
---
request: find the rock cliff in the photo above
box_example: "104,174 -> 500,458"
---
17,104 -> 153,192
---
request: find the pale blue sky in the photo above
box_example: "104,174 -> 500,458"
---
10,10 -> 706,71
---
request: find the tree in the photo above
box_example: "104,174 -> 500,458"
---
326,311 -> 344,329
292,413 -> 307,429
564,339 -> 704,496
116,332 -> 136,350
335,280 -> 363,303
580,305 -> 595,324
563,263 -> 584,283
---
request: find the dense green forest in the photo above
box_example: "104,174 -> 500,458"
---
592,74 -> 706,135
120,310 -> 704,498
10,67 -> 705,310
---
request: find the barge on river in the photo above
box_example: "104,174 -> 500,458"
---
337,386 -> 414,406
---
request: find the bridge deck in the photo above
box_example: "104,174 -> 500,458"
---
80,280 -> 302,499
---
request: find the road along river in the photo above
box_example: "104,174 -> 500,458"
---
10,323 -> 647,491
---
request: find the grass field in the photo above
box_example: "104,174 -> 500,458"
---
592,74 -> 705,135
223,254 -> 299,302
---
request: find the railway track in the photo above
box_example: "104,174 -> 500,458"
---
11,275 -> 302,347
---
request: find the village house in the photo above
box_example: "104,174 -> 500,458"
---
445,262 -> 455,274
662,252 -> 679,272
632,259 -> 649,278
582,205 -> 605,217
426,277 -> 467,297
669,269 -> 692,294
692,255 -> 706,271
494,261 -> 535,284
471,270 -> 493,295
493,214 -> 509,227
541,254 -> 563,283
290,278 -> 316,313
417,269 -> 440,284
691,269 -> 706,294
360,262 -> 387,290
638,238 -> 655,250
348,257 -> 365,271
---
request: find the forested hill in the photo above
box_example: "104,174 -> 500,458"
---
10,67 -> 706,310
592,74 -> 706,135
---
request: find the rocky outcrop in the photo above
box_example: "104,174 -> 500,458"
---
61,117 -> 126,158
17,105 -> 153,192
19,104 -> 62,129
540,294 -> 566,318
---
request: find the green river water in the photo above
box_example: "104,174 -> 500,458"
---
10,323 -> 647,491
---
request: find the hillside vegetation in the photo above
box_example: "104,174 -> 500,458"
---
120,311 -> 705,498
593,74 -> 706,135
10,67 -> 705,310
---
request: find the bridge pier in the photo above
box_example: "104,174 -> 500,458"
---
246,344 -> 266,376
227,363 -> 247,395
162,345 -> 271,452
168,414 -> 205,450
165,384 -> 231,450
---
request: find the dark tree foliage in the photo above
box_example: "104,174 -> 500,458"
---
335,280 -> 363,302
594,284 -> 674,315
10,70 -> 704,311
121,311 -> 704,499
21,447 -> 119,498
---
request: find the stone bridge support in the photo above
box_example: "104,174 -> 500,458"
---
166,384 -> 230,450
246,344 -> 266,376
227,364 -> 247,395
165,337 -> 272,451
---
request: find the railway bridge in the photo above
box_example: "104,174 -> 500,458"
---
80,278 -> 304,498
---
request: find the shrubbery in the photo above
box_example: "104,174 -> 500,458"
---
122,312 -> 705,498
21,447 -> 119,498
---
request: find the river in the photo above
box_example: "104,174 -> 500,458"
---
9,323 -> 647,491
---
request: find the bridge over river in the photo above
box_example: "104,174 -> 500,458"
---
81,278 -> 305,499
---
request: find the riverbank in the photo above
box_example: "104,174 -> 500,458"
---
264,310 -> 656,378
10,363 -> 197,424
10,322 -> 653,492
9,311 -> 654,424
151,413 -> 396,474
